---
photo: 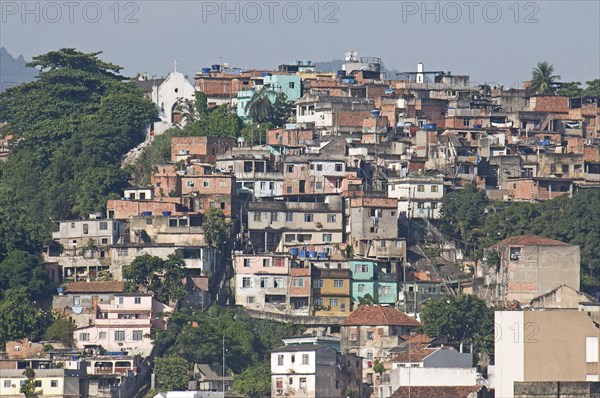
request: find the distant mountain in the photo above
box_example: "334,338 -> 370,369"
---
314,59 -> 401,79
0,47 -> 38,92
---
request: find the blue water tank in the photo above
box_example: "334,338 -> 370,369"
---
309,251 -> 317,259
337,70 -> 346,77
211,64 -> 221,71
293,60 -> 301,66
371,110 -> 381,117
262,72 -> 271,77
342,78 -> 355,85
201,67 -> 211,74
290,248 -> 299,257
141,211 -> 152,216
162,211 -> 172,217
473,124 -> 482,129
302,60 -> 312,66
423,123 -> 437,130
299,250 -> 307,258
318,252 -> 328,259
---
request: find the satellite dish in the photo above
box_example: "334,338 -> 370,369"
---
345,51 -> 352,61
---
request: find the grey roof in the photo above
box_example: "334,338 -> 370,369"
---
271,343 -> 331,353
136,78 -> 165,93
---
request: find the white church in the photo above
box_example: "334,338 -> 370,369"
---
137,61 -> 196,135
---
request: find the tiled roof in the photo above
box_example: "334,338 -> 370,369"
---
64,281 -> 125,293
400,334 -> 436,344
341,305 -> 421,327
391,385 -> 480,398
494,235 -> 570,247
392,344 -> 439,363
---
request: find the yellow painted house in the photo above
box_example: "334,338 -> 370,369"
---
311,267 -> 352,316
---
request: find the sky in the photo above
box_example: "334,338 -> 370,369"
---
1,0 -> 599,87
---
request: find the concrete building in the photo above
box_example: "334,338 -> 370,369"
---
73,293 -> 173,356
237,74 -> 301,120
341,306 -> 421,391
495,310 -> 600,398
0,368 -> 83,398
247,195 -> 344,254
483,235 -> 580,305
312,267 -> 352,317
387,172 -> 445,219
350,260 -> 400,306
270,344 -> 342,398
170,136 -> 235,164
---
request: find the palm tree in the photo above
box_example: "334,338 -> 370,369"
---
529,61 -> 561,95
173,98 -> 198,127
245,87 -> 273,124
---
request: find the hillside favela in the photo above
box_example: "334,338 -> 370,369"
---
1,48 -> 600,398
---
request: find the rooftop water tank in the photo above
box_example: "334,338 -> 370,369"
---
141,211 -> 152,216
211,64 -> 221,71
293,60 -> 301,66
423,123 -> 437,130
337,70 -> 346,77
302,60 -> 312,66
309,251 -> 317,259
371,110 -> 381,117
290,248 -> 299,257
201,67 -> 211,74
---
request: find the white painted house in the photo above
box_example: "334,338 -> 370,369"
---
387,172 -> 446,219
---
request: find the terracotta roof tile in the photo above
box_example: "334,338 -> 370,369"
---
393,344 -> 438,363
341,305 -> 421,327
64,281 -> 125,293
494,235 -> 570,247
391,385 -> 480,398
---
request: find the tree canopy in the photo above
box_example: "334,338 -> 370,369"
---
154,356 -> 190,391
202,207 -> 229,248
529,61 -> 560,95
420,294 -> 494,354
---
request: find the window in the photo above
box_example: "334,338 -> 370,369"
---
417,185 -> 425,192
274,258 -> 283,267
243,258 -> 251,267
550,164 -> 557,173
299,377 -> 307,391
99,221 -> 108,230
355,264 -> 368,273
263,258 -> 270,267
73,296 -> 81,306
278,355 -> 284,366
323,233 -> 332,242
341,303 -> 347,312
50,379 -> 58,388
178,218 -> 188,227
289,377 -> 293,385
287,165 -> 294,173
431,185 -> 439,192
379,286 -> 391,295
302,354 -> 309,365
315,182 -> 323,190
34,380 -> 42,388
274,277 -> 283,288
427,286 -> 437,294
253,212 -> 261,222
247,296 -> 255,304
83,223 -> 89,234
367,351 -> 374,360
101,238 -> 108,245
317,164 -> 323,171
168,218 -> 178,227
115,331 -> 125,341
203,181 -> 209,188
186,180 -> 194,187
260,277 -> 269,288
313,279 -> 324,288
270,212 -> 278,222
327,214 -> 337,223
79,333 -> 90,342
132,330 -> 143,341
287,186 -> 293,193
289,82 -> 295,89
335,163 -> 343,172
381,240 -> 386,248
462,118 -> 470,126
304,213 -> 314,222
242,277 -> 251,288
367,331 -> 374,340
358,284 -> 365,293
293,278 -> 304,287
4,380 -> 11,388
329,298 -> 339,307
99,332 -> 107,340
334,279 -> 344,288
313,297 -> 323,307
562,164 -> 569,173
586,336 -> 598,362
285,212 -> 293,222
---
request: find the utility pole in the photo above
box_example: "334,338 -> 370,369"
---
222,335 -> 226,398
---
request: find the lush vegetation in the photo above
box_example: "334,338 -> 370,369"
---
420,294 -> 494,354
154,356 -> 190,391
154,306 -> 299,395
122,251 -> 187,303
202,207 -> 229,248
556,79 -> 600,97
528,61 -> 560,95
438,185 -> 600,291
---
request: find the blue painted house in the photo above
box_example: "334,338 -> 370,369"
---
237,74 -> 302,120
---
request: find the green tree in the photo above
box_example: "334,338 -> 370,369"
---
556,81 -> 583,97
20,367 -> 39,398
44,317 -> 75,347
269,92 -> 292,127
529,61 -> 560,95
154,356 -> 189,391
122,251 -> 186,303
202,207 -> 229,248
439,184 -> 489,256
0,250 -> 52,300
234,361 -> 271,398
420,295 -> 494,355
0,287 -> 39,347
245,87 -> 273,125
583,79 -> 600,97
